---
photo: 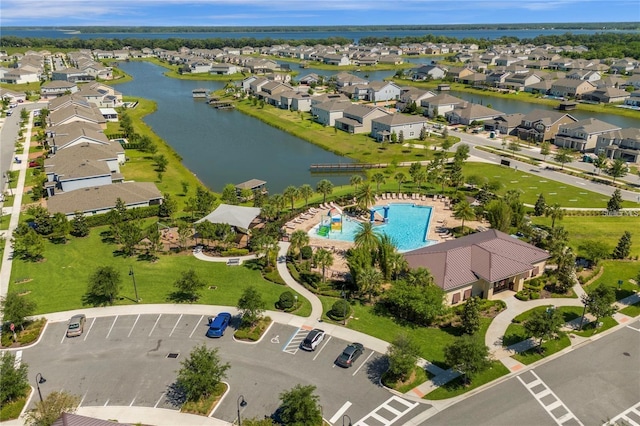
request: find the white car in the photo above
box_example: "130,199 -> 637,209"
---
300,328 -> 325,351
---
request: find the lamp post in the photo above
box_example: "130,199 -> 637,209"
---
579,295 -> 589,331
35,373 -> 46,403
237,395 -> 247,426
341,284 -> 347,325
342,414 -> 352,426
129,266 -> 139,303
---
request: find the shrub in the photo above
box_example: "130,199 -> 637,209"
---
221,248 -> 249,257
328,299 -> 350,321
530,292 -> 540,300
85,206 -> 159,227
300,245 -> 313,260
515,291 -> 530,301
277,291 -> 295,310
300,272 -> 322,289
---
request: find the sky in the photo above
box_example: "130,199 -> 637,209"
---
0,0 -> 637,27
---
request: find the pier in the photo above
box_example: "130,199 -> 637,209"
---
309,163 -> 386,172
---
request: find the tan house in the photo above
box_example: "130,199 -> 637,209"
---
403,230 -> 549,305
516,109 -> 577,142
554,118 -> 621,152
550,78 -> 596,99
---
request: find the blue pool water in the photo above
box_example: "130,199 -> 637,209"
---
309,203 -> 436,252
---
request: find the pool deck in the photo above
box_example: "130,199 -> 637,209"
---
282,194 -> 486,276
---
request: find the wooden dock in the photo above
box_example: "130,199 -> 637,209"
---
310,163 -> 385,172
209,100 -> 235,109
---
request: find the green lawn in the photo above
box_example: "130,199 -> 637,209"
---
572,316 -> 618,337
9,227 -> 309,316
620,301 -> 640,317
503,306 -> 582,347
463,163 -> 610,208
513,333 -> 571,365
586,260 -> 640,299
424,361 -> 510,400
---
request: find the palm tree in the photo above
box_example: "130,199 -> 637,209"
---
371,172 -> 386,194
314,248 -> 334,283
283,185 -> 299,211
358,267 -> 383,301
260,204 -> 276,222
389,252 -> 408,282
289,230 -> 309,261
414,169 -> 427,193
316,179 -> 334,204
394,172 -> 406,194
354,221 -> 380,253
453,200 -> 476,234
298,184 -> 314,207
407,267 -> 434,287
355,183 -> 376,210
255,234 -> 278,267
350,175 -> 363,193
377,234 -> 398,281
545,203 -> 564,229
270,194 -> 285,218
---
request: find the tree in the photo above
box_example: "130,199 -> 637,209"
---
555,247 -> 576,293
355,182 -> 375,210
1,292 -> 37,331
398,130 -> 405,144
526,307 -> 564,348
176,344 -> 230,402
508,141 -> 521,156
461,296 -> 481,335
350,174 -> 363,193
315,179 -> 333,203
153,154 -> 168,172
70,211 -> 89,237
372,172 -> 386,194
545,203 -> 564,229
0,352 -> 29,405
83,266 -> 121,306
313,248 -> 334,283
289,230 -> 310,261
278,384 -> 322,426
605,158 -> 627,183
606,189 -> 623,212
11,227 -> 45,261
159,193 -> 177,218
177,221 -> 192,251
357,267 -> 383,301
394,172 -> 406,193
221,183 -> 239,205
533,193 -> 546,216
592,153 -> 608,175
25,391 -> 80,426
283,185 -> 299,211
298,184 -> 314,207
454,143 -> 470,162
578,240 -> 610,266
50,212 -> 71,243
583,284 -> 616,330
119,220 -> 143,256
381,279 -> 446,326
554,148 -> 574,169
181,180 -> 190,195
253,234 -> 278,267
354,221 -> 380,253
453,200 -> 475,234
237,286 -> 266,327
540,141 -> 551,161
172,269 -> 207,303
485,199 -> 512,233
386,334 -> 420,381
419,126 -> 427,141
444,335 -> 490,385
612,231 -> 632,259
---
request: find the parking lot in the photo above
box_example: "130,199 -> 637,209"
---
22,313 -> 430,424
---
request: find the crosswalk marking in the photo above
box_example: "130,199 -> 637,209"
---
329,401 -> 352,424
282,328 -> 306,355
605,401 -> 640,426
518,371 -> 584,426
354,396 -> 418,426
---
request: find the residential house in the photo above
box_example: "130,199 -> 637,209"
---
485,71 -> 512,87
298,73 -> 322,86
310,93 -> 349,105
47,182 -> 163,218
445,67 -> 474,82
1,68 -> 40,84
395,87 -> 435,111
311,100 -> 351,126
445,103 -> 505,126
585,87 -> 630,104
524,80 -> 553,95
40,81 -> 78,99
485,113 -> 525,136
0,88 -> 26,103
411,65 -> 446,81
549,78 -> 596,99
370,113 -> 427,142
624,90 -> 640,107
420,94 -> 466,118
256,81 -> 294,107
403,229 -> 549,304
554,118 -> 621,152
596,127 -> 640,164
47,104 -> 107,129
334,72 -> 368,88
279,91 -> 312,112
460,72 -> 487,86
516,109 -> 578,142
610,58 -> 638,75
566,70 -> 601,82
502,71 -> 543,91
334,104 -> 390,134
52,67 -> 92,83
323,54 -> 351,66
366,81 -> 402,103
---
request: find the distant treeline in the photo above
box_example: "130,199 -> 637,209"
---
2,32 -> 640,60
4,23 -> 640,33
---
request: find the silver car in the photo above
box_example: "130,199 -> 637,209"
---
66,314 -> 86,337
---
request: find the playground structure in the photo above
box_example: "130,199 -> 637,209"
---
369,206 -> 390,223
317,208 -> 343,237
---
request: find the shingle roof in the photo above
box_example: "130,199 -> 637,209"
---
372,113 -> 427,126
52,412 -> 132,426
559,117 -> 620,134
403,229 -> 549,291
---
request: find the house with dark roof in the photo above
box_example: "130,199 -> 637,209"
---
584,87 -> 630,104
370,113 -> 427,142
40,80 -> 78,99
485,113 -> 525,136
596,127 -> 640,164
516,109 -> 577,142
554,118 -> 621,152
403,229 -> 549,304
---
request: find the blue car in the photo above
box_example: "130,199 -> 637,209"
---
206,312 -> 232,338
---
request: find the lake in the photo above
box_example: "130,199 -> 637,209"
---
117,61 -> 354,193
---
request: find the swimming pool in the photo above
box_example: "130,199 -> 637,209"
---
309,203 -> 436,252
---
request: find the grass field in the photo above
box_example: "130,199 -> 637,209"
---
8,226 -> 309,316
585,260 -> 640,299
462,162 -> 612,209
424,361 -> 510,400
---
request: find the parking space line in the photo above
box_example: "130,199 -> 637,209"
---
128,314 -> 140,338
60,327 -> 68,344
106,316 -> 118,339
627,325 -> 640,333
190,315 -> 204,338
329,401 -> 352,424
149,314 -> 162,337
14,351 -> 22,368
79,392 -> 87,407
517,371 -> 584,426
154,392 -> 165,408
352,351 -> 375,377
104,399 -> 109,406
169,314 -> 183,337
129,395 -> 137,407
605,401 -> 640,426
83,318 -> 96,341
282,327 -> 304,355
313,336 -> 331,361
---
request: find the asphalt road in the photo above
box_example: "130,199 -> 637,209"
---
426,319 -> 640,426
0,102 -> 45,180
20,314 -> 431,424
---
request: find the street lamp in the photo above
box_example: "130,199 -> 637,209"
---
341,284 -> 348,325
342,414 -> 352,426
237,395 -> 247,426
129,266 -> 139,303
35,373 -> 46,403
579,296 -> 589,331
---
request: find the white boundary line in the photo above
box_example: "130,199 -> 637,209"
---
83,317 -> 96,341
190,314 -> 204,338
313,336 -> 331,361
105,315 -> 118,339
353,351 -> 375,377
128,314 -> 140,338
329,401 -> 352,424
169,314 -> 183,337
148,314 -> 162,337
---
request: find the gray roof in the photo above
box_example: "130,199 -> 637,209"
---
45,142 -> 122,179
52,412 -> 132,426
47,182 -> 162,216
403,229 -> 549,291
448,103 -> 504,120
372,113 -> 427,126
559,117 -> 620,134
521,109 -> 576,126
196,204 -> 261,229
